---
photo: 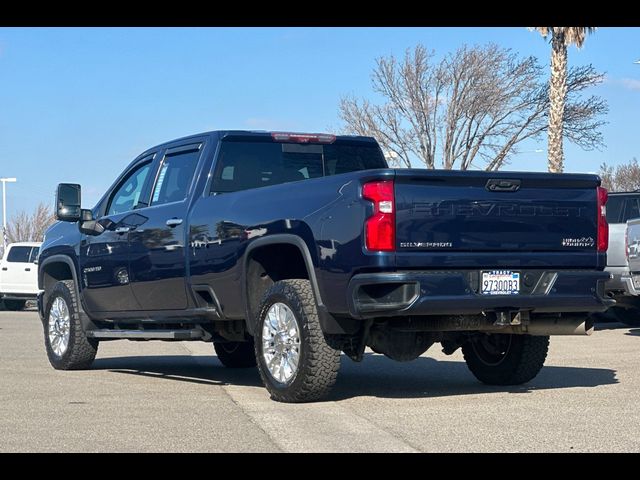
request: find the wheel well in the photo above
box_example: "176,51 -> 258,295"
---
42,261 -> 74,306
245,243 -> 310,328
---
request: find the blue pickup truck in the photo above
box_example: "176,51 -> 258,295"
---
38,130 -> 612,402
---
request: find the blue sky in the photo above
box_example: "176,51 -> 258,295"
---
0,27 -> 639,218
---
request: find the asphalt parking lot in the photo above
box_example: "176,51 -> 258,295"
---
1,309 -> 639,452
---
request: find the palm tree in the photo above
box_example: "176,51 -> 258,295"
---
535,27 -> 597,173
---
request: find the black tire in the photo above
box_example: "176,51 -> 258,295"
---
3,299 -> 26,311
254,279 -> 341,403
462,334 -> 549,386
610,307 -> 640,327
44,280 -> 98,370
214,339 -> 257,368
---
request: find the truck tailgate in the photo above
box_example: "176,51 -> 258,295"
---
394,169 -> 601,263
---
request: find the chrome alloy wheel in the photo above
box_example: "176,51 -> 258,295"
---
48,297 -> 71,357
261,302 -> 301,384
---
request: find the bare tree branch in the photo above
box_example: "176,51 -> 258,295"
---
600,158 -> 640,192
339,43 -> 607,171
5,202 -> 56,246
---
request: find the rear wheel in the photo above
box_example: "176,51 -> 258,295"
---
255,279 -> 341,403
214,339 -> 257,368
462,334 -> 549,385
3,299 -> 26,311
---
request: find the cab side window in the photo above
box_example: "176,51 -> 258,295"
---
6,246 -> 31,263
106,162 -> 153,216
150,145 -> 202,206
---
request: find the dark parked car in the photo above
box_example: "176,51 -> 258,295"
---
38,130 -> 612,402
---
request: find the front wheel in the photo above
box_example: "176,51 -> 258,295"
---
44,280 -> 98,370
462,334 -> 549,385
3,299 -> 26,311
254,279 -> 341,403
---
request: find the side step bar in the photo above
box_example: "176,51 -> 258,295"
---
86,329 -> 205,340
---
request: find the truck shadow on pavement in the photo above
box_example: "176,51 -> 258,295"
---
93,352 -> 618,401
331,354 -> 618,400
93,356 -> 264,388
595,322 -> 640,337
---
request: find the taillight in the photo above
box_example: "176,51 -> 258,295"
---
362,180 -> 395,252
597,186 -> 608,252
271,132 -> 336,144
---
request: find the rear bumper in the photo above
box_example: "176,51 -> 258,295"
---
605,267 -> 639,295
605,266 -> 640,296
347,270 -> 613,318
626,274 -> 640,296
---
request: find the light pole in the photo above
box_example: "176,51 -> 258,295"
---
1,177 -> 17,252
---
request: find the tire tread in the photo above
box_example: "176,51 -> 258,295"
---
462,334 -> 549,386
45,280 -> 97,370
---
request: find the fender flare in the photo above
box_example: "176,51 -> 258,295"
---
39,254 -> 81,295
39,254 -> 94,330
241,234 -> 325,334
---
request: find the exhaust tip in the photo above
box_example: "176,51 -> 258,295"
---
585,315 -> 594,336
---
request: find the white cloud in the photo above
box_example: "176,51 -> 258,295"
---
621,78 -> 640,91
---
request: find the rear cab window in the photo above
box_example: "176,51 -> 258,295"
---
606,196 -> 624,223
210,137 -> 386,194
607,195 -> 640,224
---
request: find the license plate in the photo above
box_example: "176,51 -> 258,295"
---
481,271 -> 520,295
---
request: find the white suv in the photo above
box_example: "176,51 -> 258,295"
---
0,242 -> 42,311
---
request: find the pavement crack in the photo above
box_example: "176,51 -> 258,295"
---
181,342 -> 284,452
336,400 -> 423,452
220,384 -> 285,453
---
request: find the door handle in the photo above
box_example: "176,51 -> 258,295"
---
166,218 -> 183,228
115,226 -> 132,235
25,268 -> 31,272
1,267 -> 7,271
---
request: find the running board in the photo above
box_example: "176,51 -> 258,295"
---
86,329 -> 205,340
